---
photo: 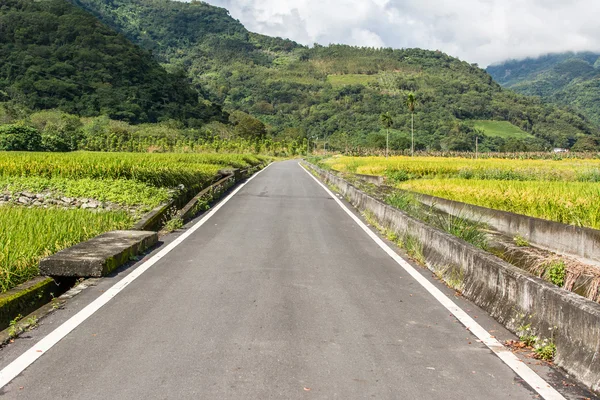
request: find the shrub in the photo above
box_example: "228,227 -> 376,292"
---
0,124 -> 42,151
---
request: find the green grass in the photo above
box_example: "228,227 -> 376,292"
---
327,74 -> 376,87
473,120 -> 533,139
0,207 -> 133,292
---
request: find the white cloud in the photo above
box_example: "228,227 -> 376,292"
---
187,0 -> 600,66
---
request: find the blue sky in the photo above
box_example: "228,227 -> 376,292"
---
188,0 -> 600,67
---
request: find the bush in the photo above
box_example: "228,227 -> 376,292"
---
0,124 -> 42,151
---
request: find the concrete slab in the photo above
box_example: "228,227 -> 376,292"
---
39,231 -> 158,278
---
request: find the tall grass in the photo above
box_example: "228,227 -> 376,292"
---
399,179 -> 600,229
0,207 -> 133,292
324,156 -> 600,182
0,152 -> 267,188
321,156 -> 600,229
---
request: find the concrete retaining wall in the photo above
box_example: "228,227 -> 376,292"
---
134,163 -> 265,231
308,163 -> 600,392
355,173 -> 385,186
414,191 -> 600,264
0,277 -> 60,331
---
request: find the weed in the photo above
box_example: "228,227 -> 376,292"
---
514,234 -> 530,247
163,216 -> 184,233
434,265 -> 464,291
7,314 -> 22,338
432,213 -> 488,250
534,339 -> 556,361
25,316 -> 38,329
386,191 -> 423,218
545,260 -> 566,287
517,323 -> 538,347
404,234 -> 425,264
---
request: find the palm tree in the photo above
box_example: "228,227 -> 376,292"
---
406,93 -> 416,156
380,112 -> 393,157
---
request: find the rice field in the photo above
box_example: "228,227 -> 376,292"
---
0,151 -> 268,292
320,156 -> 600,229
0,207 -> 134,292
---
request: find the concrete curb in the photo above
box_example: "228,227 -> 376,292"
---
40,230 -> 158,278
306,162 -> 600,393
178,175 -> 236,222
132,173 -> 228,231
0,277 -> 60,331
133,163 -> 265,231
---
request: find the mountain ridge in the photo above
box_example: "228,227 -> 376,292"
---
487,52 -> 600,129
0,0 -> 227,125
69,0 -> 600,151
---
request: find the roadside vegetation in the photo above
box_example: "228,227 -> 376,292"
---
319,155 -> 600,229
0,152 -> 268,293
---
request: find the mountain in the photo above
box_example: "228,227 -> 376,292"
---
71,0 -> 600,152
0,0 -> 226,125
488,52 -> 600,129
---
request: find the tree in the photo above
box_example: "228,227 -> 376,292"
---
406,92 -> 416,156
380,112 -> 393,157
0,124 -> 42,151
229,111 -> 267,140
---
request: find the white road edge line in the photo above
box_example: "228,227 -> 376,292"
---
0,163 -> 273,389
299,162 -> 565,400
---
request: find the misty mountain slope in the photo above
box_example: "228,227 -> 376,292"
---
0,0 -> 226,125
488,52 -> 600,128
69,0 -> 599,150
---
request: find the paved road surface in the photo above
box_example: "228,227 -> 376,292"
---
0,160 -> 576,399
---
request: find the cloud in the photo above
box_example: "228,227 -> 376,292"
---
187,0 -> 600,66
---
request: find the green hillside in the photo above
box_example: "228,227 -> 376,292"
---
488,52 -> 600,129
69,0 -> 600,152
0,0 -> 226,125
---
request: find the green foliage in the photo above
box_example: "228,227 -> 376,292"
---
72,0 -> 599,151
0,124 -> 41,151
513,234 -> 530,247
545,261 -> 566,287
489,52 -> 600,134
534,340 -> 557,361
162,216 -> 184,233
403,234 -> 425,264
517,323 -> 538,347
0,0 -> 226,125
431,213 -> 488,250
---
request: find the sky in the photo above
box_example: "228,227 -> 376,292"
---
193,0 -> 600,67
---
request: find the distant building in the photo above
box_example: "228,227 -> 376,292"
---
553,148 -> 569,153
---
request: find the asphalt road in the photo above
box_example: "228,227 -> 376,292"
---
0,160 -> 574,399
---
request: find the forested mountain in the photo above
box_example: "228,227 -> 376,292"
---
488,52 -> 600,128
68,0 -> 600,151
0,0 -> 226,125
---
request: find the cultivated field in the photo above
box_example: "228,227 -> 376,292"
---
0,152 -> 267,292
472,120 -> 533,139
320,155 -> 600,229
